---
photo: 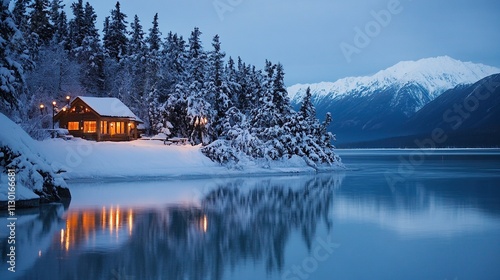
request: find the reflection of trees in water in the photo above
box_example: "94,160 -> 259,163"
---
0,203 -> 67,280
24,174 -> 344,280
124,175 -> 344,280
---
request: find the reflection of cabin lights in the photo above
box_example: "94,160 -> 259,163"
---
102,207 -> 106,229
116,207 -> 120,235
128,210 -> 133,236
109,206 -> 114,233
38,250 -> 42,257
202,215 -> 208,233
65,225 -> 70,251
60,229 -> 64,245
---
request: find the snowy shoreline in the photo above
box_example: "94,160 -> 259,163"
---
36,138 -> 344,183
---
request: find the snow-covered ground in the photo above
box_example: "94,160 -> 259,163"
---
36,138 -> 341,181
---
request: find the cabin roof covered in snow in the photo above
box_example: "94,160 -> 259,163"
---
75,96 -> 143,122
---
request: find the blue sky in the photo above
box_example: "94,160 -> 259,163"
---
62,0 -> 500,85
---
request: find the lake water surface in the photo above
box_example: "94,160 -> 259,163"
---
2,149 -> 500,280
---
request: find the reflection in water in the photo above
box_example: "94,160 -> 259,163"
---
0,203 -> 68,280
19,175 -> 343,280
9,165 -> 500,280
59,207 -> 135,252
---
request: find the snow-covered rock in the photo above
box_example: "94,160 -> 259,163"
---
0,113 -> 70,208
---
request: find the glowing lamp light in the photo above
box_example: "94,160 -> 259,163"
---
40,104 -> 45,109
52,101 -> 56,106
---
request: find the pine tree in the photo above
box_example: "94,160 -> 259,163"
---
29,0 -> 54,45
208,34 -> 231,138
78,2 -> 105,94
1,0 -> 32,113
12,0 -> 29,33
104,1 -> 128,61
143,13 -> 166,135
299,87 -> 315,120
186,27 -> 211,144
68,0 -> 85,49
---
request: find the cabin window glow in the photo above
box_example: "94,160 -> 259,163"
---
83,121 -> 97,133
68,122 -> 79,130
100,121 -> 108,134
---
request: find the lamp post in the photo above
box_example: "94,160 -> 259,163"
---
39,104 -> 45,115
52,101 -> 56,129
66,95 -> 70,106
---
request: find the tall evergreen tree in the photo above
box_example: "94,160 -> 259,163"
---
104,1 -> 128,61
146,13 -> 161,52
78,2 -> 105,94
68,0 -> 85,49
299,87 -> 315,120
29,0 -> 54,45
1,0 -> 32,113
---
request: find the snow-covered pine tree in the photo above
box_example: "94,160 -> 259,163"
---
125,15 -> 148,123
1,0 -> 32,114
185,27 -> 211,145
145,13 -> 165,135
104,1 -> 128,62
77,2 -> 105,95
207,34 -> 231,139
29,0 -> 54,46
163,32 -> 189,137
68,0 -> 85,50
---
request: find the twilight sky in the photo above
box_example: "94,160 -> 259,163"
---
61,0 -> 500,85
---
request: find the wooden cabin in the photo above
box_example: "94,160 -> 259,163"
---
54,96 -> 143,142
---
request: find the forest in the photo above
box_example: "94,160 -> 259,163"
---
0,0 -> 339,167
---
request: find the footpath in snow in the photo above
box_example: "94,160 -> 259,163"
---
37,138 -> 341,181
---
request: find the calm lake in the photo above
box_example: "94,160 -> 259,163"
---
2,149 -> 500,280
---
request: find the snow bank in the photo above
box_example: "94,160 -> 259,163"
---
0,113 -> 70,206
36,138 -> 343,181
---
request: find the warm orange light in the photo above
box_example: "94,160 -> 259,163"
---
65,224 -> 70,251
66,95 -> 70,100
52,101 -> 56,106
202,215 -> 208,233
128,210 -> 133,236
40,104 -> 45,109
115,207 -> 120,234
109,206 -> 114,233
62,107 -> 67,112
60,229 -> 64,245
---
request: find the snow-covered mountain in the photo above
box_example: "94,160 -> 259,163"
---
288,56 -> 500,144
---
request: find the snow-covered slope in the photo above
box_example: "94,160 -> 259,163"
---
288,56 -> 500,144
0,113 -> 70,205
289,56 -> 500,105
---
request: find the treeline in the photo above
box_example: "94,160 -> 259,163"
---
0,0 -> 339,166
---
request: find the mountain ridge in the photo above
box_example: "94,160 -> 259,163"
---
287,56 -> 500,145
288,56 -> 499,103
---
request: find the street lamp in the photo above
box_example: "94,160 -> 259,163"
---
52,101 -> 57,129
39,104 -> 45,114
66,95 -> 70,106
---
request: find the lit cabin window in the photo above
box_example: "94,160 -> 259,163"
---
100,121 -> 108,134
68,122 -> 79,130
83,121 -> 96,133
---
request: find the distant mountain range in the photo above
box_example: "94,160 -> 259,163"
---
288,56 -> 500,147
